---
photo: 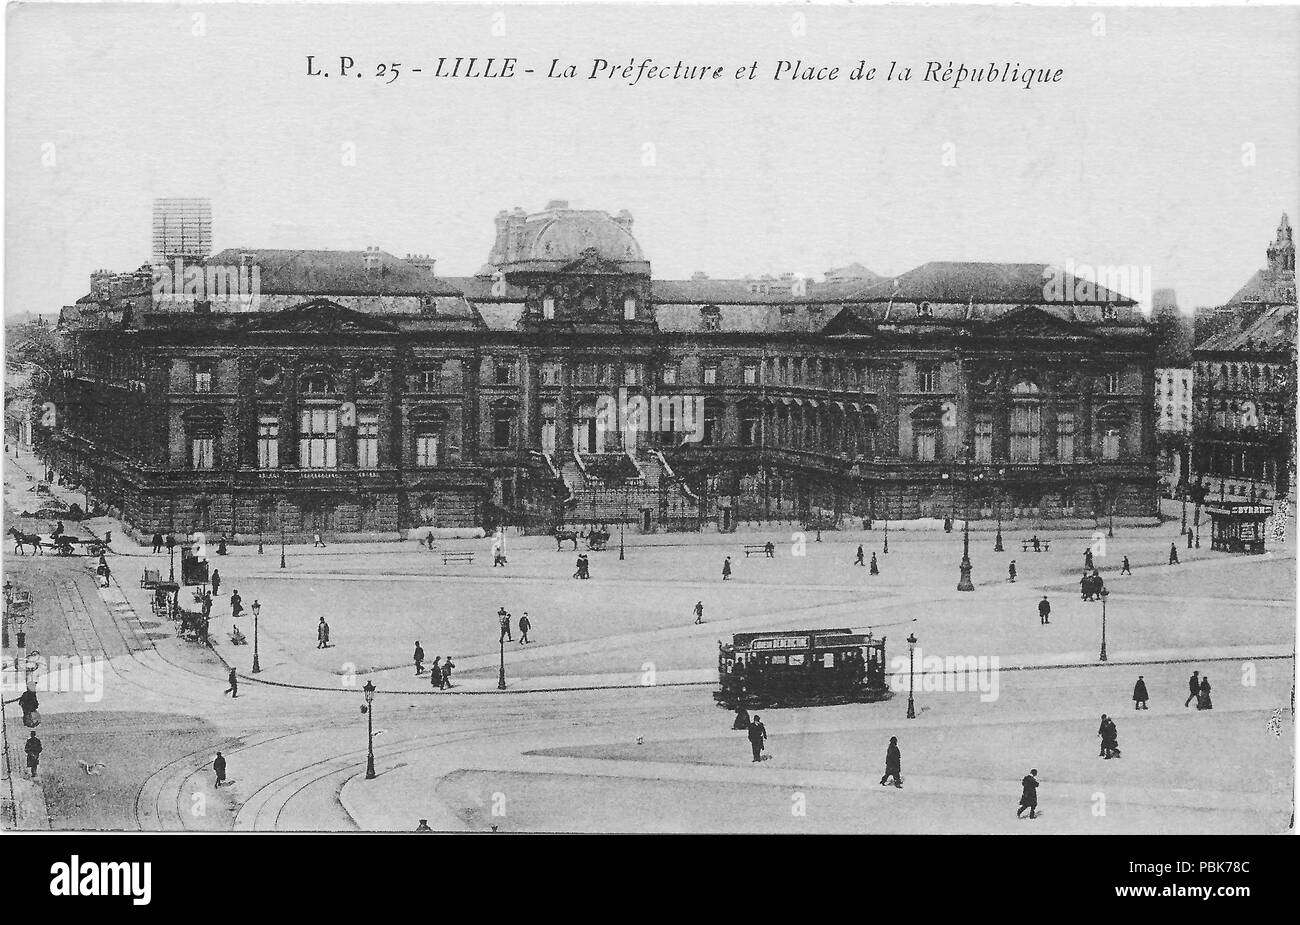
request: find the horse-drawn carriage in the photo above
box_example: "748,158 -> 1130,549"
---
8,528 -> 108,557
552,524 -> 612,551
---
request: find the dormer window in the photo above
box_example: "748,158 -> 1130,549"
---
917,301 -> 933,318
701,304 -> 721,332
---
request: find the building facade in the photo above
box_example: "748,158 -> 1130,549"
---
1192,215 -> 1298,503
46,202 -> 1161,542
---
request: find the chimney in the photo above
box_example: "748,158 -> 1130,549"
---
363,246 -> 381,273
406,253 -> 437,276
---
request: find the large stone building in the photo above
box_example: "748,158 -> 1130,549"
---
1192,214 -> 1298,503
45,201 -> 1160,542
1152,288 -> 1195,492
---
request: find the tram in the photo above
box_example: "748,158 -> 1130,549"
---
715,628 -> 890,708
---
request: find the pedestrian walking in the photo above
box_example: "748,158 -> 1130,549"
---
1120,556 -> 1131,575
722,556 -> 732,581
518,612 -> 531,645
224,667 -> 238,698
1084,547 -> 1094,571
317,616 -> 330,649
210,569 -> 221,598
1132,675 -> 1149,710
1016,769 -> 1039,819
313,533 -> 326,548
414,641 -> 425,675
498,607 -> 512,643
1098,714 -> 1119,758
1080,572 -> 1092,601
1187,528 -> 1194,550
24,732 -> 42,777
1008,560 -> 1017,582
1198,675 -> 1213,710
869,552 -> 879,575
151,532 -> 163,554
430,656 -> 443,688
732,705 -> 751,730
747,715 -> 767,762
230,590 -> 243,619
166,533 -> 176,555
693,601 -> 704,625
18,688 -> 39,726
880,736 -> 902,788
854,545 -> 865,566
1169,543 -> 1180,565
1184,670 -> 1200,708
441,656 -> 454,688
1038,595 -> 1051,625
213,752 -> 226,787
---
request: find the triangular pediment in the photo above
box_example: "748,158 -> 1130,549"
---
242,298 -> 398,334
984,305 -> 1102,340
820,306 -> 877,336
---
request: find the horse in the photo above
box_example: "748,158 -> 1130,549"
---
554,527 -> 580,551
8,527 -> 43,556
586,528 -> 611,551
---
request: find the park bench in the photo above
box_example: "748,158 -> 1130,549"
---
1020,539 -> 1051,553
140,568 -> 162,589
742,544 -> 774,558
442,550 -> 474,565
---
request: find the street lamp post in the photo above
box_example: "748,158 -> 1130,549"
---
362,680 -> 376,779
1180,488 -> 1188,536
280,520 -> 286,569
1098,587 -> 1110,662
994,483 -> 1004,552
906,632 -> 917,719
619,491 -> 626,561
957,453 -> 974,592
882,491 -> 889,554
497,635 -> 507,690
251,600 -> 262,674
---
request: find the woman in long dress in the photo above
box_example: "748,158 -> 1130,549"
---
1198,676 -> 1213,710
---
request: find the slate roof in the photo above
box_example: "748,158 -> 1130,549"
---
205,248 -> 464,297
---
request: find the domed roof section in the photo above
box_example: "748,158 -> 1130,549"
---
489,201 -> 648,270
528,205 -> 644,263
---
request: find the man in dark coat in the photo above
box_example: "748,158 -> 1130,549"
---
880,736 -> 902,788
1132,675 -> 1149,709
855,545 -> 865,566
414,641 -> 425,675
694,601 -> 704,625
152,532 -> 164,554
210,569 -> 221,598
1080,572 -> 1091,600
1017,769 -> 1039,819
18,688 -> 39,724
224,667 -> 238,698
213,751 -> 226,787
1120,556 -> 1131,575
440,657 -> 454,689
1038,595 -> 1051,625
498,608 -> 512,643
1169,543 -> 1180,565
764,541 -> 775,558
26,732 -> 43,777
722,556 -> 733,581
518,613 -> 531,645
747,715 -> 767,762
1008,560 -> 1017,582
1185,670 -> 1200,708
1084,548 -> 1094,570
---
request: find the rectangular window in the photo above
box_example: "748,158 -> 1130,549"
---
1056,411 -> 1076,462
741,414 -> 761,447
1010,404 -> 1041,463
191,436 -> 215,469
915,431 -> 936,461
257,416 -> 280,470
1106,371 -> 1121,393
415,430 -> 441,467
743,363 -> 758,385
918,365 -> 939,393
623,364 -> 644,386
598,363 -> 614,384
1102,428 -> 1121,460
974,414 -> 993,463
577,363 -> 596,386
703,363 -> 718,385
540,362 -> 562,386
413,366 -> 441,392
623,296 -> 637,321
493,411 -> 514,449
298,407 -> 338,469
494,360 -> 516,385
542,297 -> 555,320
703,411 -> 718,445
194,364 -> 212,394
356,413 -> 379,468
661,363 -> 678,386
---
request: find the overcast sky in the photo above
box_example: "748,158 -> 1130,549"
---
5,2 -> 1298,314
